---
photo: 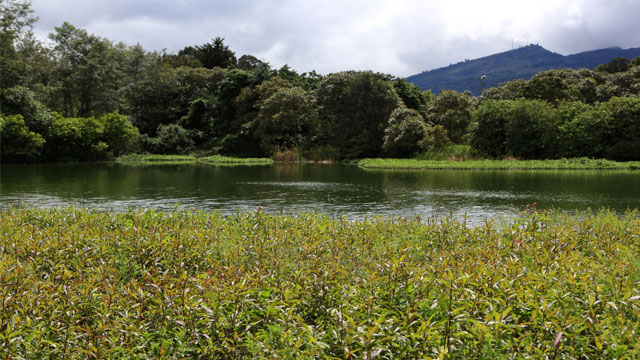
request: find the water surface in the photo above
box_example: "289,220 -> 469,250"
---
2,163 -> 640,224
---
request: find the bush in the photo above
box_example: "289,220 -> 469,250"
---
44,115 -> 109,161
305,145 -> 340,162
100,112 -> 140,156
146,124 -> 194,154
0,115 -> 46,162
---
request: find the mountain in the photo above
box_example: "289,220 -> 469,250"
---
406,44 -> 640,95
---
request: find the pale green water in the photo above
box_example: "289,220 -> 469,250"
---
2,163 -> 640,223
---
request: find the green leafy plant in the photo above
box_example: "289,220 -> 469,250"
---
0,207 -> 639,358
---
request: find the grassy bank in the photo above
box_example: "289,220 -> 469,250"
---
115,154 -> 273,166
115,154 -> 197,164
198,155 -> 273,165
360,157 -> 640,170
1,207 -> 639,358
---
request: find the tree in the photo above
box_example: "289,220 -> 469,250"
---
599,97 -> 640,160
131,60 -> 181,134
520,70 -> 578,104
557,105 -> 606,158
505,99 -> 557,159
1,85 -> 53,134
427,90 -> 473,144
470,100 -> 511,158
596,57 -> 631,74
393,78 -> 431,119
0,0 -> 37,89
48,22 -> 128,117
255,87 -> 315,154
482,79 -> 526,101
194,37 -> 236,69
237,54 -> 264,70
211,68 -> 262,139
382,107 -> 428,157
315,71 -> 401,159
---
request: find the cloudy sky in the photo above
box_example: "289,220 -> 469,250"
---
31,0 -> 640,77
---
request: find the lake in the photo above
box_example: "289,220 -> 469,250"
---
2,163 -> 640,224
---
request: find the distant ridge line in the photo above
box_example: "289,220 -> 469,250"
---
406,44 -> 640,95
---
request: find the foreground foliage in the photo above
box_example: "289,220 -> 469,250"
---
359,157 -> 640,170
1,207 -> 639,358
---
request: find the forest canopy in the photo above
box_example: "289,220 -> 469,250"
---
2,0 -> 640,163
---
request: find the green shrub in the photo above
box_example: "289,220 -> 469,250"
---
100,112 -> 140,156
146,124 -> 195,154
1,208 -> 640,358
44,115 -> 109,161
0,114 -> 45,162
305,145 -> 340,162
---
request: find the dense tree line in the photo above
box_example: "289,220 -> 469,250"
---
2,0 -> 640,163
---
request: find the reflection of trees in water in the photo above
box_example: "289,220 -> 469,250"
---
2,164 -> 640,217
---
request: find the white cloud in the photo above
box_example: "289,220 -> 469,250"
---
31,0 -> 640,77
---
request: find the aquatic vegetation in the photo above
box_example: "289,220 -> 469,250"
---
116,154 -> 197,163
360,157 -> 640,170
198,155 -> 273,165
116,154 -> 273,166
0,207 -> 639,358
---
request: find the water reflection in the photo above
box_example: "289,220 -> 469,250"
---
2,163 -> 640,224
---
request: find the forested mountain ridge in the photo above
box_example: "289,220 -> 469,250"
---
407,44 -> 640,94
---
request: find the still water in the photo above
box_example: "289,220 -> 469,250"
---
2,163 -> 640,223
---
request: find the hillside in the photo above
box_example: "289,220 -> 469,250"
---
407,44 -> 640,95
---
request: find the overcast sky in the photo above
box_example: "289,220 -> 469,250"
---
31,0 -> 640,77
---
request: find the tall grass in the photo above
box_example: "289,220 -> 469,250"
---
1,207 -> 639,358
415,145 -> 481,161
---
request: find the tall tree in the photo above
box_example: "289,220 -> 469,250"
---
427,90 -> 473,144
315,71 -> 401,158
0,0 -> 37,89
194,37 -> 236,69
48,22 -> 128,117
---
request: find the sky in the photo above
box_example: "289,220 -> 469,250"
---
31,0 -> 640,77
